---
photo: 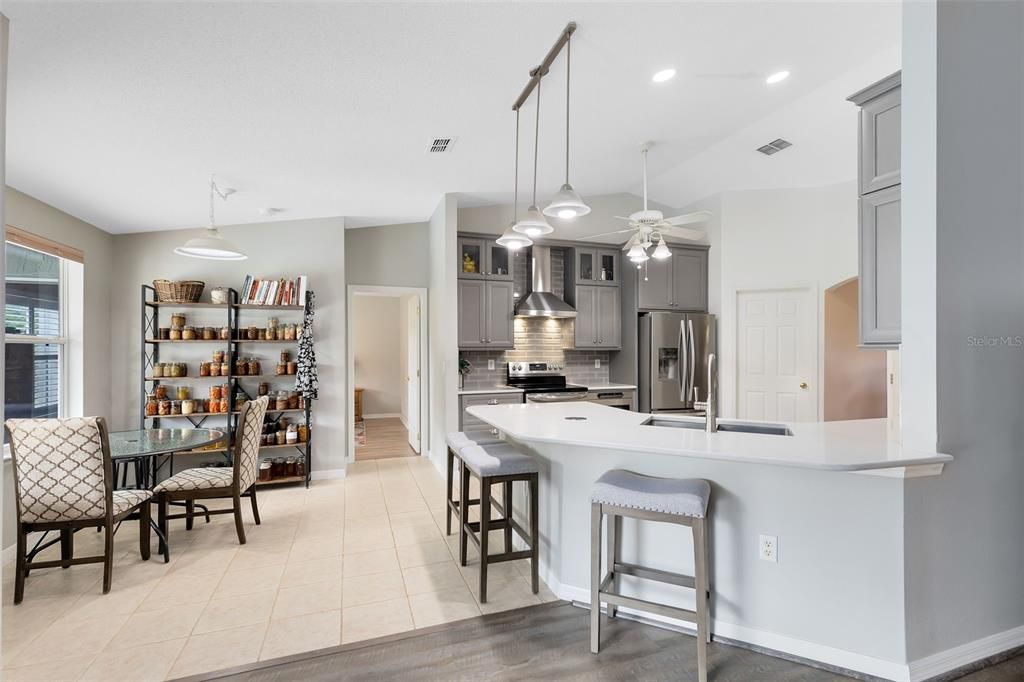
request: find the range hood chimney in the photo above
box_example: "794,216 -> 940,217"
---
515,245 -> 576,318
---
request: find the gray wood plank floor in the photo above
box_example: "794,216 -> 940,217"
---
179,602 -> 1024,682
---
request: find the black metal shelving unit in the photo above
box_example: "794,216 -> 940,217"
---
140,285 -> 314,488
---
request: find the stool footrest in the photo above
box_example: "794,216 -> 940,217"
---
613,561 -> 696,589
598,583 -> 698,625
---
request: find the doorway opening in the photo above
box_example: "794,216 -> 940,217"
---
347,285 -> 428,462
823,277 -> 887,421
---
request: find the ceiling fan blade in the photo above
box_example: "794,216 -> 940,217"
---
665,210 -> 712,226
613,216 -> 634,221
579,228 -> 637,240
661,225 -> 706,241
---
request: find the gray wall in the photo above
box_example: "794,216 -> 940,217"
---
345,222 -> 429,287
904,0 -> 1024,660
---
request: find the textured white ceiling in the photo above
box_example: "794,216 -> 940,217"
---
5,1 -> 900,234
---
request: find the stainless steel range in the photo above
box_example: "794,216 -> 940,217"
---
506,361 -> 588,403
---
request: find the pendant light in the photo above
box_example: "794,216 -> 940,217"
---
496,109 -> 533,250
544,32 -> 590,219
174,176 -> 247,261
652,236 -> 672,259
627,243 -> 649,263
513,73 -> 554,237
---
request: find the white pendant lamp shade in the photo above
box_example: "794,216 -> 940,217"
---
513,204 -> 554,237
174,228 -> 247,261
176,176 -> 247,261
544,183 -> 591,219
652,237 -> 672,259
627,243 -> 649,262
496,222 -> 532,250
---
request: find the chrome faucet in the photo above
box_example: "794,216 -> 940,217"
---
692,353 -> 718,433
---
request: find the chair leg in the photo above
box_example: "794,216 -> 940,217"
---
445,447 -> 454,536
693,518 -> 709,682
606,514 -> 621,618
503,480 -> 513,554
478,478 -> 491,604
590,502 -> 602,654
249,487 -> 261,525
60,528 -> 73,569
232,492 -> 247,545
458,460 -> 469,567
529,473 -> 539,594
158,495 -> 170,563
139,502 -> 151,561
185,500 -> 195,531
102,522 -> 114,594
14,525 -> 27,605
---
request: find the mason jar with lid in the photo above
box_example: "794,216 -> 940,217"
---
181,399 -> 195,415
176,386 -> 190,400
170,312 -> 186,328
199,362 -> 211,377
154,385 -> 168,400
170,400 -> 182,415
145,394 -> 159,416
152,363 -> 165,378
219,326 -> 230,340
182,326 -> 197,340
202,327 -> 216,340
158,399 -> 171,416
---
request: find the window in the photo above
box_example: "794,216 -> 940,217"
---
4,241 -> 67,427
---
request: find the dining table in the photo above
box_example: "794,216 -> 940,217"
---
109,427 -> 225,489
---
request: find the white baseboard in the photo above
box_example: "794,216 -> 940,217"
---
310,468 -> 347,481
908,624 -> 1024,681
399,415 -> 409,430
362,413 -> 401,420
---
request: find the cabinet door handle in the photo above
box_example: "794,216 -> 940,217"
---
487,399 -> 499,405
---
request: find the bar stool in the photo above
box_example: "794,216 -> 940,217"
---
589,469 -> 712,682
457,442 -> 539,603
445,432 -> 500,536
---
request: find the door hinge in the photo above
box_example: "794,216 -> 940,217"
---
416,369 -> 421,378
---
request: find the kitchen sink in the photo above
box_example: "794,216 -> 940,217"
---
642,417 -> 793,436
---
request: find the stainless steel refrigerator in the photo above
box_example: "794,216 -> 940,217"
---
638,312 -> 717,413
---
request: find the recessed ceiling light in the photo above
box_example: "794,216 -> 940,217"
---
766,70 -> 790,85
652,68 -> 676,83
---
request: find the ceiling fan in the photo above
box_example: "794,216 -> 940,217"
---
582,142 -> 712,263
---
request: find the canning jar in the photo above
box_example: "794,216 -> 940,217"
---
285,456 -> 297,475
158,399 -> 171,415
219,326 -> 231,340
170,400 -> 182,415
182,326 -> 197,341
258,382 -> 269,396
199,362 -> 210,377
276,362 -> 287,376
169,328 -> 182,340
259,461 -> 272,482
248,359 -> 261,375
176,386 -> 190,400
287,361 -> 297,375
275,392 -> 289,411
154,385 -> 168,400
145,394 -> 158,416
212,350 -> 225,363
247,325 -> 258,340
202,327 -> 216,340
276,430 -> 287,445
152,363 -> 165,378
170,313 -> 186,328
220,362 -> 230,376
158,327 -> 171,340
181,399 -> 195,415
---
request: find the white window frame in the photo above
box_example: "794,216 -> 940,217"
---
3,247 -> 69,420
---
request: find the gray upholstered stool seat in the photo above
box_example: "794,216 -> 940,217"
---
446,431 -> 501,453
459,442 -> 539,477
591,470 -> 710,519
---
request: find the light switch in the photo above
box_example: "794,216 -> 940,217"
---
594,359 -> 601,369
487,359 -> 495,370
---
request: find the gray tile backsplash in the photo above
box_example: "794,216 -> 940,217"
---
460,245 -> 612,390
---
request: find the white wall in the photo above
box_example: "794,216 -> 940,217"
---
427,194 -> 457,468
345,222 -> 429,287
107,218 -> 348,476
683,182 -> 859,420
398,294 -> 413,425
351,294 -> 402,417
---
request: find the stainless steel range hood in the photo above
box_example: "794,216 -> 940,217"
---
515,245 -> 576,318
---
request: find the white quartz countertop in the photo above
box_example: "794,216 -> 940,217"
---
585,383 -> 637,391
457,386 -> 524,396
466,402 -> 952,473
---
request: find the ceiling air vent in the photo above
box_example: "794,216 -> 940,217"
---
757,138 -> 793,155
427,137 -> 456,153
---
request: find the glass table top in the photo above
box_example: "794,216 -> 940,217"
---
108,428 -> 225,460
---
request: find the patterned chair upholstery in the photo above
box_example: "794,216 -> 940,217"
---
154,396 -> 270,556
5,417 -> 153,604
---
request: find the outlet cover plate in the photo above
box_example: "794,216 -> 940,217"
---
759,534 -> 778,563
594,359 -> 601,369
487,359 -> 495,370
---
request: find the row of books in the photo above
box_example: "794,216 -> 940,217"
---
239,275 -> 309,306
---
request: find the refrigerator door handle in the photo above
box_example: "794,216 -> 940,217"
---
687,318 -> 697,404
678,320 -> 688,402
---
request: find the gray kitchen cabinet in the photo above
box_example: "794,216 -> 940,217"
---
459,391 -> 524,440
576,247 -> 619,285
485,240 -> 514,280
572,285 -> 621,350
859,186 -> 901,346
485,280 -> 515,347
457,237 -> 487,279
849,72 -> 901,195
458,279 -> 487,347
458,279 -> 514,350
850,72 -> 901,347
636,246 -> 708,312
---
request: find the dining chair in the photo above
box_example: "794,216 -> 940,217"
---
5,417 -> 153,604
154,396 -> 269,560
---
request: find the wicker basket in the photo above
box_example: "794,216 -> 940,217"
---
153,279 -> 205,303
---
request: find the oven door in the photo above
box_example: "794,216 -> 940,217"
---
526,391 -> 590,403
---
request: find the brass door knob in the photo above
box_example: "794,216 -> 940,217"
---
799,382 -> 808,389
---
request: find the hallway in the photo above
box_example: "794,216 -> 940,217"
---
355,417 -> 418,461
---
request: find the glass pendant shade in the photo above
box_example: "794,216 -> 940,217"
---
627,243 -> 649,262
512,204 -> 554,237
652,237 -> 672,259
496,223 -> 533,250
174,228 -> 247,261
543,183 -> 591,219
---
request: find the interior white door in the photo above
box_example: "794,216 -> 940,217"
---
406,297 -> 421,452
737,287 -> 817,422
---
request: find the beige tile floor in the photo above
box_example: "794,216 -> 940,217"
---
1,457 -> 556,681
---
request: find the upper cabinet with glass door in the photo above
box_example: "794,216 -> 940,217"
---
457,236 -> 514,281
575,247 -> 618,285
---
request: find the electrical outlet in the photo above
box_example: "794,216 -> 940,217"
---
594,359 -> 601,369
759,534 -> 778,563
487,359 -> 495,371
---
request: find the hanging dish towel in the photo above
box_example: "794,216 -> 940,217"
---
295,291 -> 319,400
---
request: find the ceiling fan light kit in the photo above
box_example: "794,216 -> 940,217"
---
652,237 -> 672,259
174,176 -> 247,261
